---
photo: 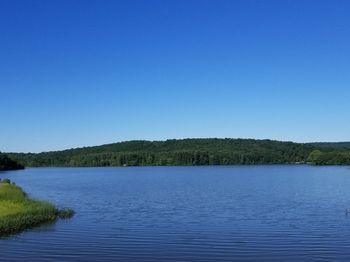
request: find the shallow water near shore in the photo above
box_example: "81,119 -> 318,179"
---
1,165 -> 350,261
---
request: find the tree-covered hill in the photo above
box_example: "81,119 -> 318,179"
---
8,138 -> 316,167
307,149 -> 350,165
305,142 -> 350,165
309,142 -> 350,150
0,152 -> 24,171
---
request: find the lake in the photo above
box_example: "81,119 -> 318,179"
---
1,165 -> 350,261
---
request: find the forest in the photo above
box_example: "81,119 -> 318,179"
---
0,152 -> 24,171
3,138 -> 318,167
307,149 -> 350,165
4,139 -> 350,168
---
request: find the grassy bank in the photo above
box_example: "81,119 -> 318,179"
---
0,179 -> 74,236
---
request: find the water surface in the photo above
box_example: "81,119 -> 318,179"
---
1,165 -> 350,261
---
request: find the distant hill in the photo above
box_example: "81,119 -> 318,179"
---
0,153 -> 24,171
309,142 -> 350,150
9,138 -> 316,167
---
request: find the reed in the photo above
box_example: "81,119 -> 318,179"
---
0,179 -> 74,236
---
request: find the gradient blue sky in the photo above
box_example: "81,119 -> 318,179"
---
1,0 -> 350,153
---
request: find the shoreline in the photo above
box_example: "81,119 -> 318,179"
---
8,163 -> 350,169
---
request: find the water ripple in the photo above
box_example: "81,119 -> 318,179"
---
2,166 -> 350,261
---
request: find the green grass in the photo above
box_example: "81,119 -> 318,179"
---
0,180 -> 74,236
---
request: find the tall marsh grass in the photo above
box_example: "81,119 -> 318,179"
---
0,179 -> 74,236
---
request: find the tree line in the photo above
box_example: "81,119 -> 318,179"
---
0,152 -> 24,171
307,150 -> 350,165
5,139 -> 350,168
8,138 -> 315,167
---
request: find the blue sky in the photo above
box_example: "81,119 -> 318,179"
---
1,0 -> 350,153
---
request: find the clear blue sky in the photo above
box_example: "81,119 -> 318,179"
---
1,0 -> 350,153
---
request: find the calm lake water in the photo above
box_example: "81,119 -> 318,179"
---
1,165 -> 350,261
